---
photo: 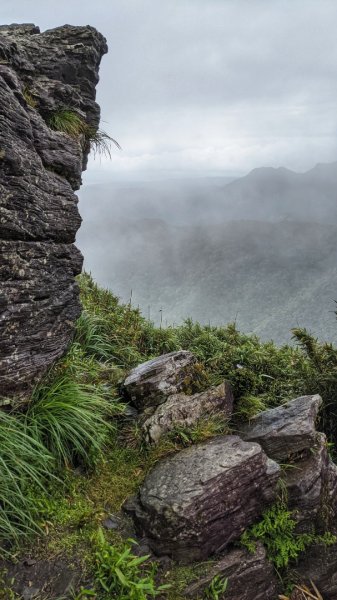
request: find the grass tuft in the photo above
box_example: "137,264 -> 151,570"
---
0,411 -> 54,547
25,372 -> 118,469
47,109 -> 121,157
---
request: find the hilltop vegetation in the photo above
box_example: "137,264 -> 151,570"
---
1,273 -> 337,598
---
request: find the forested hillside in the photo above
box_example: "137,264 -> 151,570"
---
78,162 -> 337,344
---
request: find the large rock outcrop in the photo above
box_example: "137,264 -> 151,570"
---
126,435 -> 280,563
0,24 -> 107,398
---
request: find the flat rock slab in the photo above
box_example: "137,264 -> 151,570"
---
239,394 -> 322,461
142,381 -> 234,444
185,542 -> 279,600
122,350 -> 197,410
127,435 -> 280,562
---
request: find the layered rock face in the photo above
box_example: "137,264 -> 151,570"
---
0,24 -> 107,398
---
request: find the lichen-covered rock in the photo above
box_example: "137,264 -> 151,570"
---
126,435 -> 280,563
185,543 -> 279,600
239,395 -> 322,461
122,351 -> 197,410
142,382 -> 233,444
0,24 -> 107,398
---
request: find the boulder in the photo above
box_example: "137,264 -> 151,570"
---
126,435 -> 280,562
185,542 -> 279,600
239,395 -> 322,461
122,350 -> 197,410
142,381 -> 234,444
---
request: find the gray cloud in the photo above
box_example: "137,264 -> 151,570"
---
3,0 -> 337,179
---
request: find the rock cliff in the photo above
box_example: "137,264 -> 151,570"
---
0,24 -> 107,399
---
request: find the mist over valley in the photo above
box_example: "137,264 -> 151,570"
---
78,161 -> 337,344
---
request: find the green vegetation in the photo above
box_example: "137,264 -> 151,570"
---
47,109 -> 121,156
167,413 -> 231,447
204,575 -> 228,599
0,410 -> 54,546
240,502 -> 336,569
25,373 -> 118,469
22,85 -> 37,108
1,272 -> 337,597
94,529 -> 170,599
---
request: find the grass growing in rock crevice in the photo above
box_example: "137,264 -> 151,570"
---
47,109 -> 121,157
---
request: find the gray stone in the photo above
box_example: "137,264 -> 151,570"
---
126,435 -> 280,562
292,543 -> 337,600
239,394 -> 322,461
285,433 -> 329,531
142,381 -> 234,444
122,350 -> 197,410
185,543 -> 279,600
0,24 -> 107,399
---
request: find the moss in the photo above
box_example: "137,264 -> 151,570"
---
22,86 -> 37,108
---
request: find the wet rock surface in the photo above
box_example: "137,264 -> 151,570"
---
0,24 -> 107,398
122,350 -> 197,410
126,435 -> 280,563
239,394 -> 322,461
142,381 -> 233,444
185,542 -> 279,600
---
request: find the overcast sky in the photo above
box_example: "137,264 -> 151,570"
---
3,0 -> 337,182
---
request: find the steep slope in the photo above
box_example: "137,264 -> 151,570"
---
79,218 -> 337,344
0,24 -> 107,398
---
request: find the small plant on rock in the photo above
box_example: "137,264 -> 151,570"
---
47,109 -> 121,156
204,575 -> 228,599
240,502 -> 336,569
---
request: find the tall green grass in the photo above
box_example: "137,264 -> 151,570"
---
0,369 -> 122,549
0,411 -> 54,545
25,374 -> 117,469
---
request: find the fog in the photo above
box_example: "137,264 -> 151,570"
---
4,0 -> 337,343
78,162 -> 337,344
